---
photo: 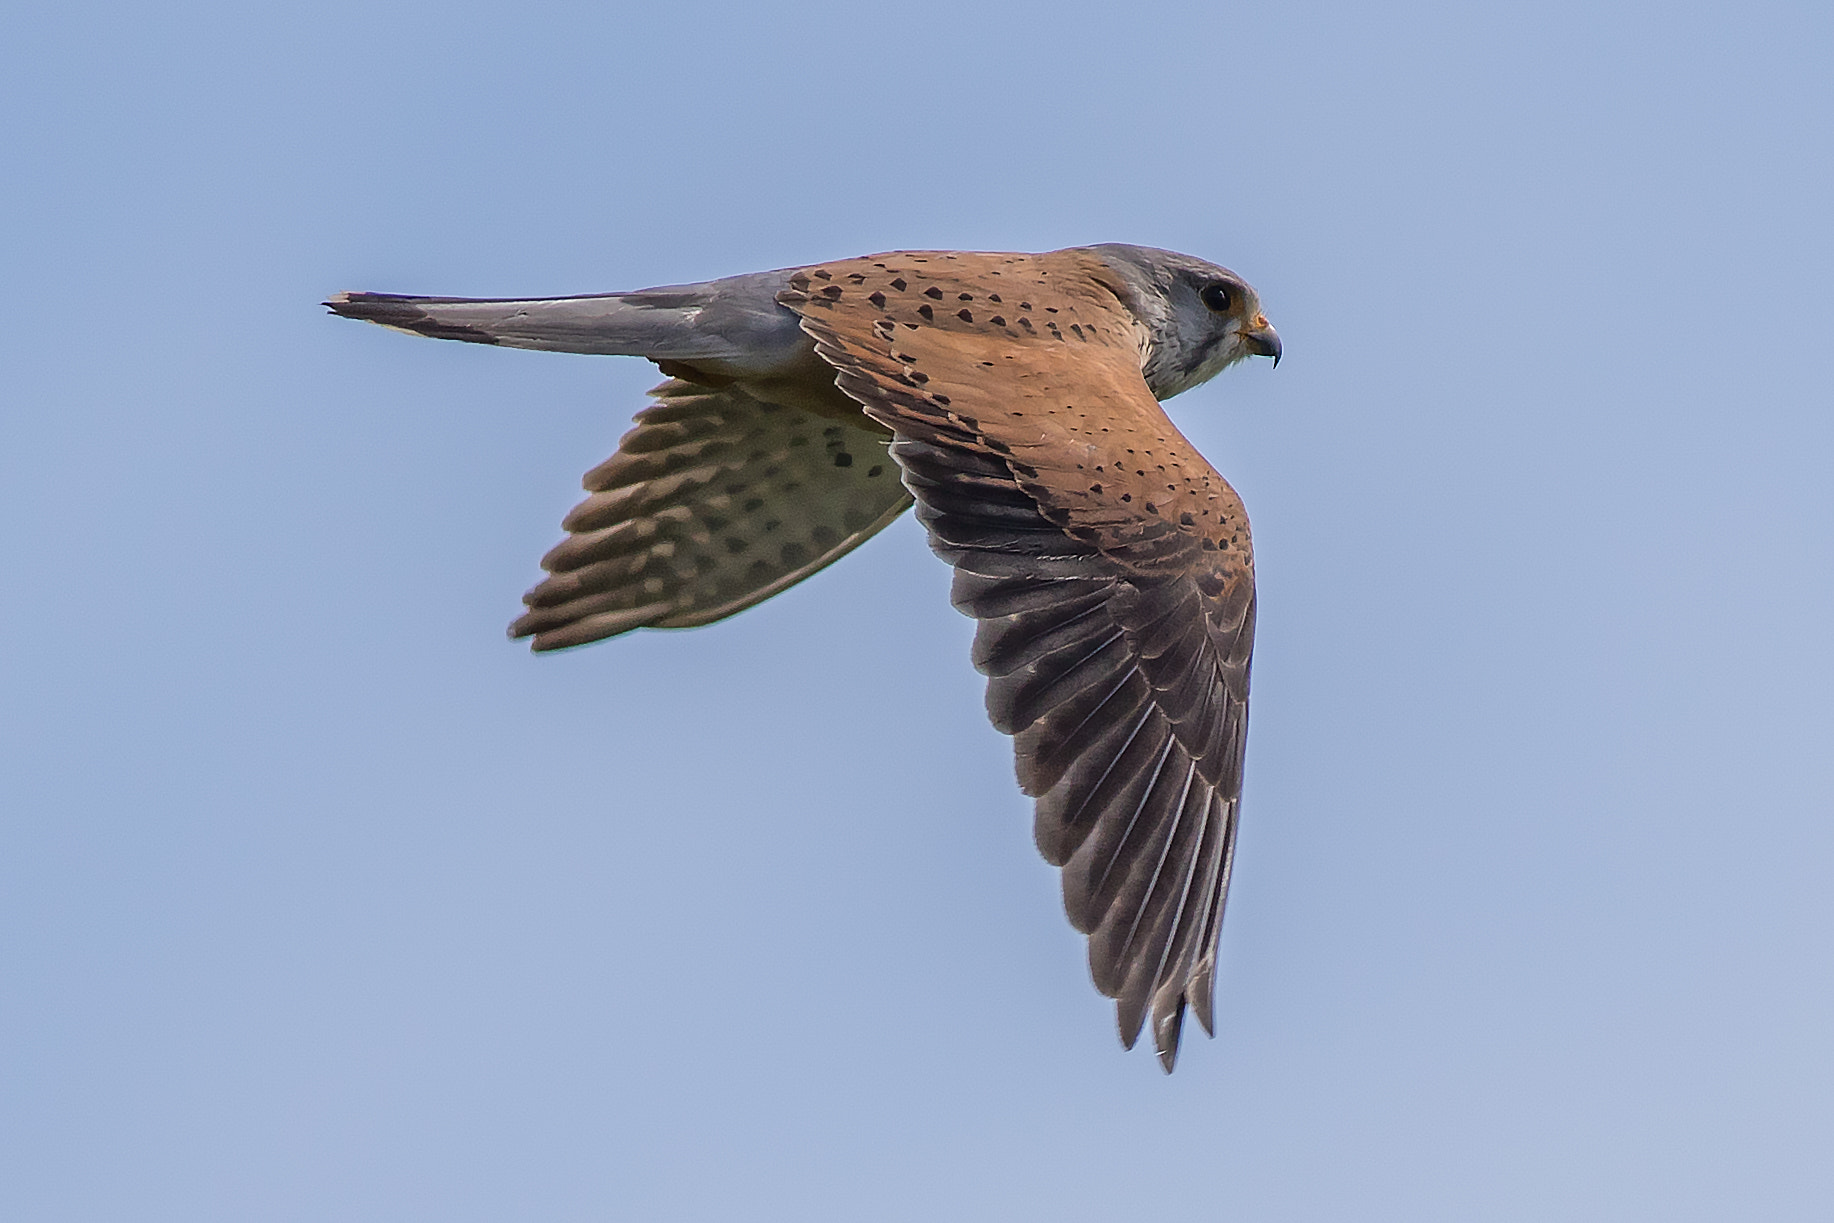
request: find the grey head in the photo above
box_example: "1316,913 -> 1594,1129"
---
1082,244 -> 1282,400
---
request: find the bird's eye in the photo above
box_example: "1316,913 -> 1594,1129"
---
1199,283 -> 1234,313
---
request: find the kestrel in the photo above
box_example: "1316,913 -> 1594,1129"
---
327,246 -> 1280,1069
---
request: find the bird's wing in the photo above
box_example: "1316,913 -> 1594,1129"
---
511,376 -> 912,649
780,251 -> 1256,1069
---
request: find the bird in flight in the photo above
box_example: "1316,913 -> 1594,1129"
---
327,245 -> 1280,1069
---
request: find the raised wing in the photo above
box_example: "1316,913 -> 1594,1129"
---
781,252 -> 1256,1069
511,377 -> 912,649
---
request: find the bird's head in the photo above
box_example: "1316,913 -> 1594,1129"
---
1082,244 -> 1281,400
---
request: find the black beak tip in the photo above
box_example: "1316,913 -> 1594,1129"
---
1246,328 -> 1282,367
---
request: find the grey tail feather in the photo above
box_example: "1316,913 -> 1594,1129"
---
323,289 -> 742,361
326,291 -> 518,345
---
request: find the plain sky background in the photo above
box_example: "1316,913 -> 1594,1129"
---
4,2 -> 1832,1219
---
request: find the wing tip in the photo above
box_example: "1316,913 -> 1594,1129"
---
1115,981 -> 1210,1072
1152,999 -> 1188,1072
507,599 -> 677,651
1190,962 -> 1218,1037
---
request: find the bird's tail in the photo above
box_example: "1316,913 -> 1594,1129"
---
324,288 -> 733,359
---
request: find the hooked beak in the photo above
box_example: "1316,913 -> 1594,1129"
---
1243,318 -> 1282,367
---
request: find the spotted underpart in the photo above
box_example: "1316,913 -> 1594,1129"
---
510,378 -> 912,650
779,250 -> 1256,1071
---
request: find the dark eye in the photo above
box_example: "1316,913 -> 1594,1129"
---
1200,283 -> 1234,313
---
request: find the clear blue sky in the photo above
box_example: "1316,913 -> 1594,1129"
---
4,2 -> 1832,1219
